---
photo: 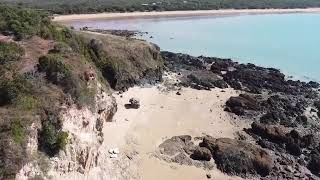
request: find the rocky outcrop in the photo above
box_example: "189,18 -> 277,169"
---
222,63 -> 319,94
160,51 -> 320,179
225,94 -> 259,115
157,136 -> 214,169
247,122 -> 320,179
17,83 -> 117,179
190,147 -> 212,161
309,153 -> 320,176
184,71 -> 228,90
159,135 -> 194,156
162,51 -> 229,90
224,92 -> 314,127
85,29 -> 147,38
125,98 -> 140,109
200,137 -> 273,177
161,51 -> 319,95
157,135 -> 273,178
250,122 -> 317,155
50,83 -> 117,175
83,33 -> 164,91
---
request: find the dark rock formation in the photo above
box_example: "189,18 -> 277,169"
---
225,94 -> 259,115
125,98 -> 140,109
86,29 -> 147,38
161,50 -> 320,179
210,60 -> 234,74
225,93 -> 311,127
190,147 -> 212,161
161,51 -> 229,90
251,122 -> 288,143
200,137 -> 273,177
248,122 -> 320,178
185,71 -> 225,90
162,51 -> 318,96
250,122 -> 317,151
308,153 -> 320,176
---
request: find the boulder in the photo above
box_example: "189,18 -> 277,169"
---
308,81 -> 320,88
200,137 -> 272,177
251,122 -> 287,143
210,60 -> 234,74
190,147 -> 212,161
308,154 -> 320,176
225,94 -> 258,115
259,95 -> 308,127
260,111 -> 288,125
314,101 -> 320,110
84,69 -> 95,81
286,142 -> 302,156
159,135 -> 193,156
125,98 -> 140,109
185,71 -> 223,90
250,122 -> 317,156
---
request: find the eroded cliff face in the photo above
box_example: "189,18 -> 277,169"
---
16,82 -> 117,179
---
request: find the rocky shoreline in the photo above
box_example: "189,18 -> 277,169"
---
158,51 -> 320,179
81,27 -> 148,38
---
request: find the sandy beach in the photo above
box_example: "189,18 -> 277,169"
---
98,76 -> 250,180
53,8 -> 320,22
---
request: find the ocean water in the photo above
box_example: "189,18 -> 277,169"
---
69,13 -> 320,81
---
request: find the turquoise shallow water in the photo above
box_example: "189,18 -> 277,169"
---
69,13 -> 320,81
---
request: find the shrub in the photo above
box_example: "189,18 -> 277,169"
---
56,131 -> 68,150
38,53 -> 71,84
0,75 -> 33,106
0,42 -> 25,65
10,118 -> 25,144
38,122 -> 68,156
50,42 -> 72,54
13,95 -> 38,110
38,53 -> 95,109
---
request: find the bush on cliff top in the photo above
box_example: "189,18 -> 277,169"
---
0,42 -> 25,65
0,75 -> 33,106
38,53 -> 96,109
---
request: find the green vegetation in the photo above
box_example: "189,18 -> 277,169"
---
2,0 -> 320,14
13,94 -> 39,110
38,122 -> 68,156
0,6 -> 163,179
10,118 -> 25,144
38,53 -> 96,109
0,42 -> 25,65
38,53 -> 71,84
0,42 -> 30,107
0,4 -> 72,40
0,5 -> 48,38
0,74 -> 33,106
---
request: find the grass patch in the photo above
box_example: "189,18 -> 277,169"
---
13,95 -> 39,110
10,118 -> 25,144
0,74 -> 33,106
0,42 -> 25,65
